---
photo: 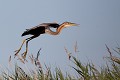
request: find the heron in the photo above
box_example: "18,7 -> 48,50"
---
14,22 -> 59,58
14,22 -> 79,59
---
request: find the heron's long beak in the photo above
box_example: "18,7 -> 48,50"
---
70,23 -> 79,26
64,22 -> 79,28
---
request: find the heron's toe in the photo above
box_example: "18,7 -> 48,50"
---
22,51 -> 28,60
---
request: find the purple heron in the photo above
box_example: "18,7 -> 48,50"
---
15,22 -> 79,59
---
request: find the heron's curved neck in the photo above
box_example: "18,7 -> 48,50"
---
46,24 -> 65,35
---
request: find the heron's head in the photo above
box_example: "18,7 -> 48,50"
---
62,22 -> 79,28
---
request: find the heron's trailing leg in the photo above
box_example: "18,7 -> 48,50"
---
14,39 -> 26,57
22,39 -> 29,60
22,35 -> 40,60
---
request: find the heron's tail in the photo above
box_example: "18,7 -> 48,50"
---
21,30 -> 29,36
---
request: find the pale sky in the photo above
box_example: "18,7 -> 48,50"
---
0,0 -> 120,74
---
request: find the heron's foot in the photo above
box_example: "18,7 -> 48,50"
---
14,48 -> 22,58
14,39 -> 26,58
22,51 -> 28,60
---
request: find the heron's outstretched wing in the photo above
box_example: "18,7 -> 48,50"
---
22,23 -> 60,36
39,23 -> 60,28
22,26 -> 45,36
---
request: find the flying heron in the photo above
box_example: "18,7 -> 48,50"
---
14,22 -> 79,59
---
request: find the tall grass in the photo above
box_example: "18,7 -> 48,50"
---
1,44 -> 120,80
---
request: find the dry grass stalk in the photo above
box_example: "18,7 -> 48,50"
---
31,70 -> 38,80
106,44 -> 120,64
8,56 -> 12,67
35,48 -> 42,68
64,47 -> 71,60
15,65 -> 30,79
29,54 -> 34,64
74,41 -> 79,53
8,76 -> 13,80
105,44 -> 112,57
44,64 -> 51,79
111,56 -> 120,64
9,56 -> 11,63
36,48 -> 41,60
35,59 -> 42,68
118,47 -> 120,52
16,54 -> 25,64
